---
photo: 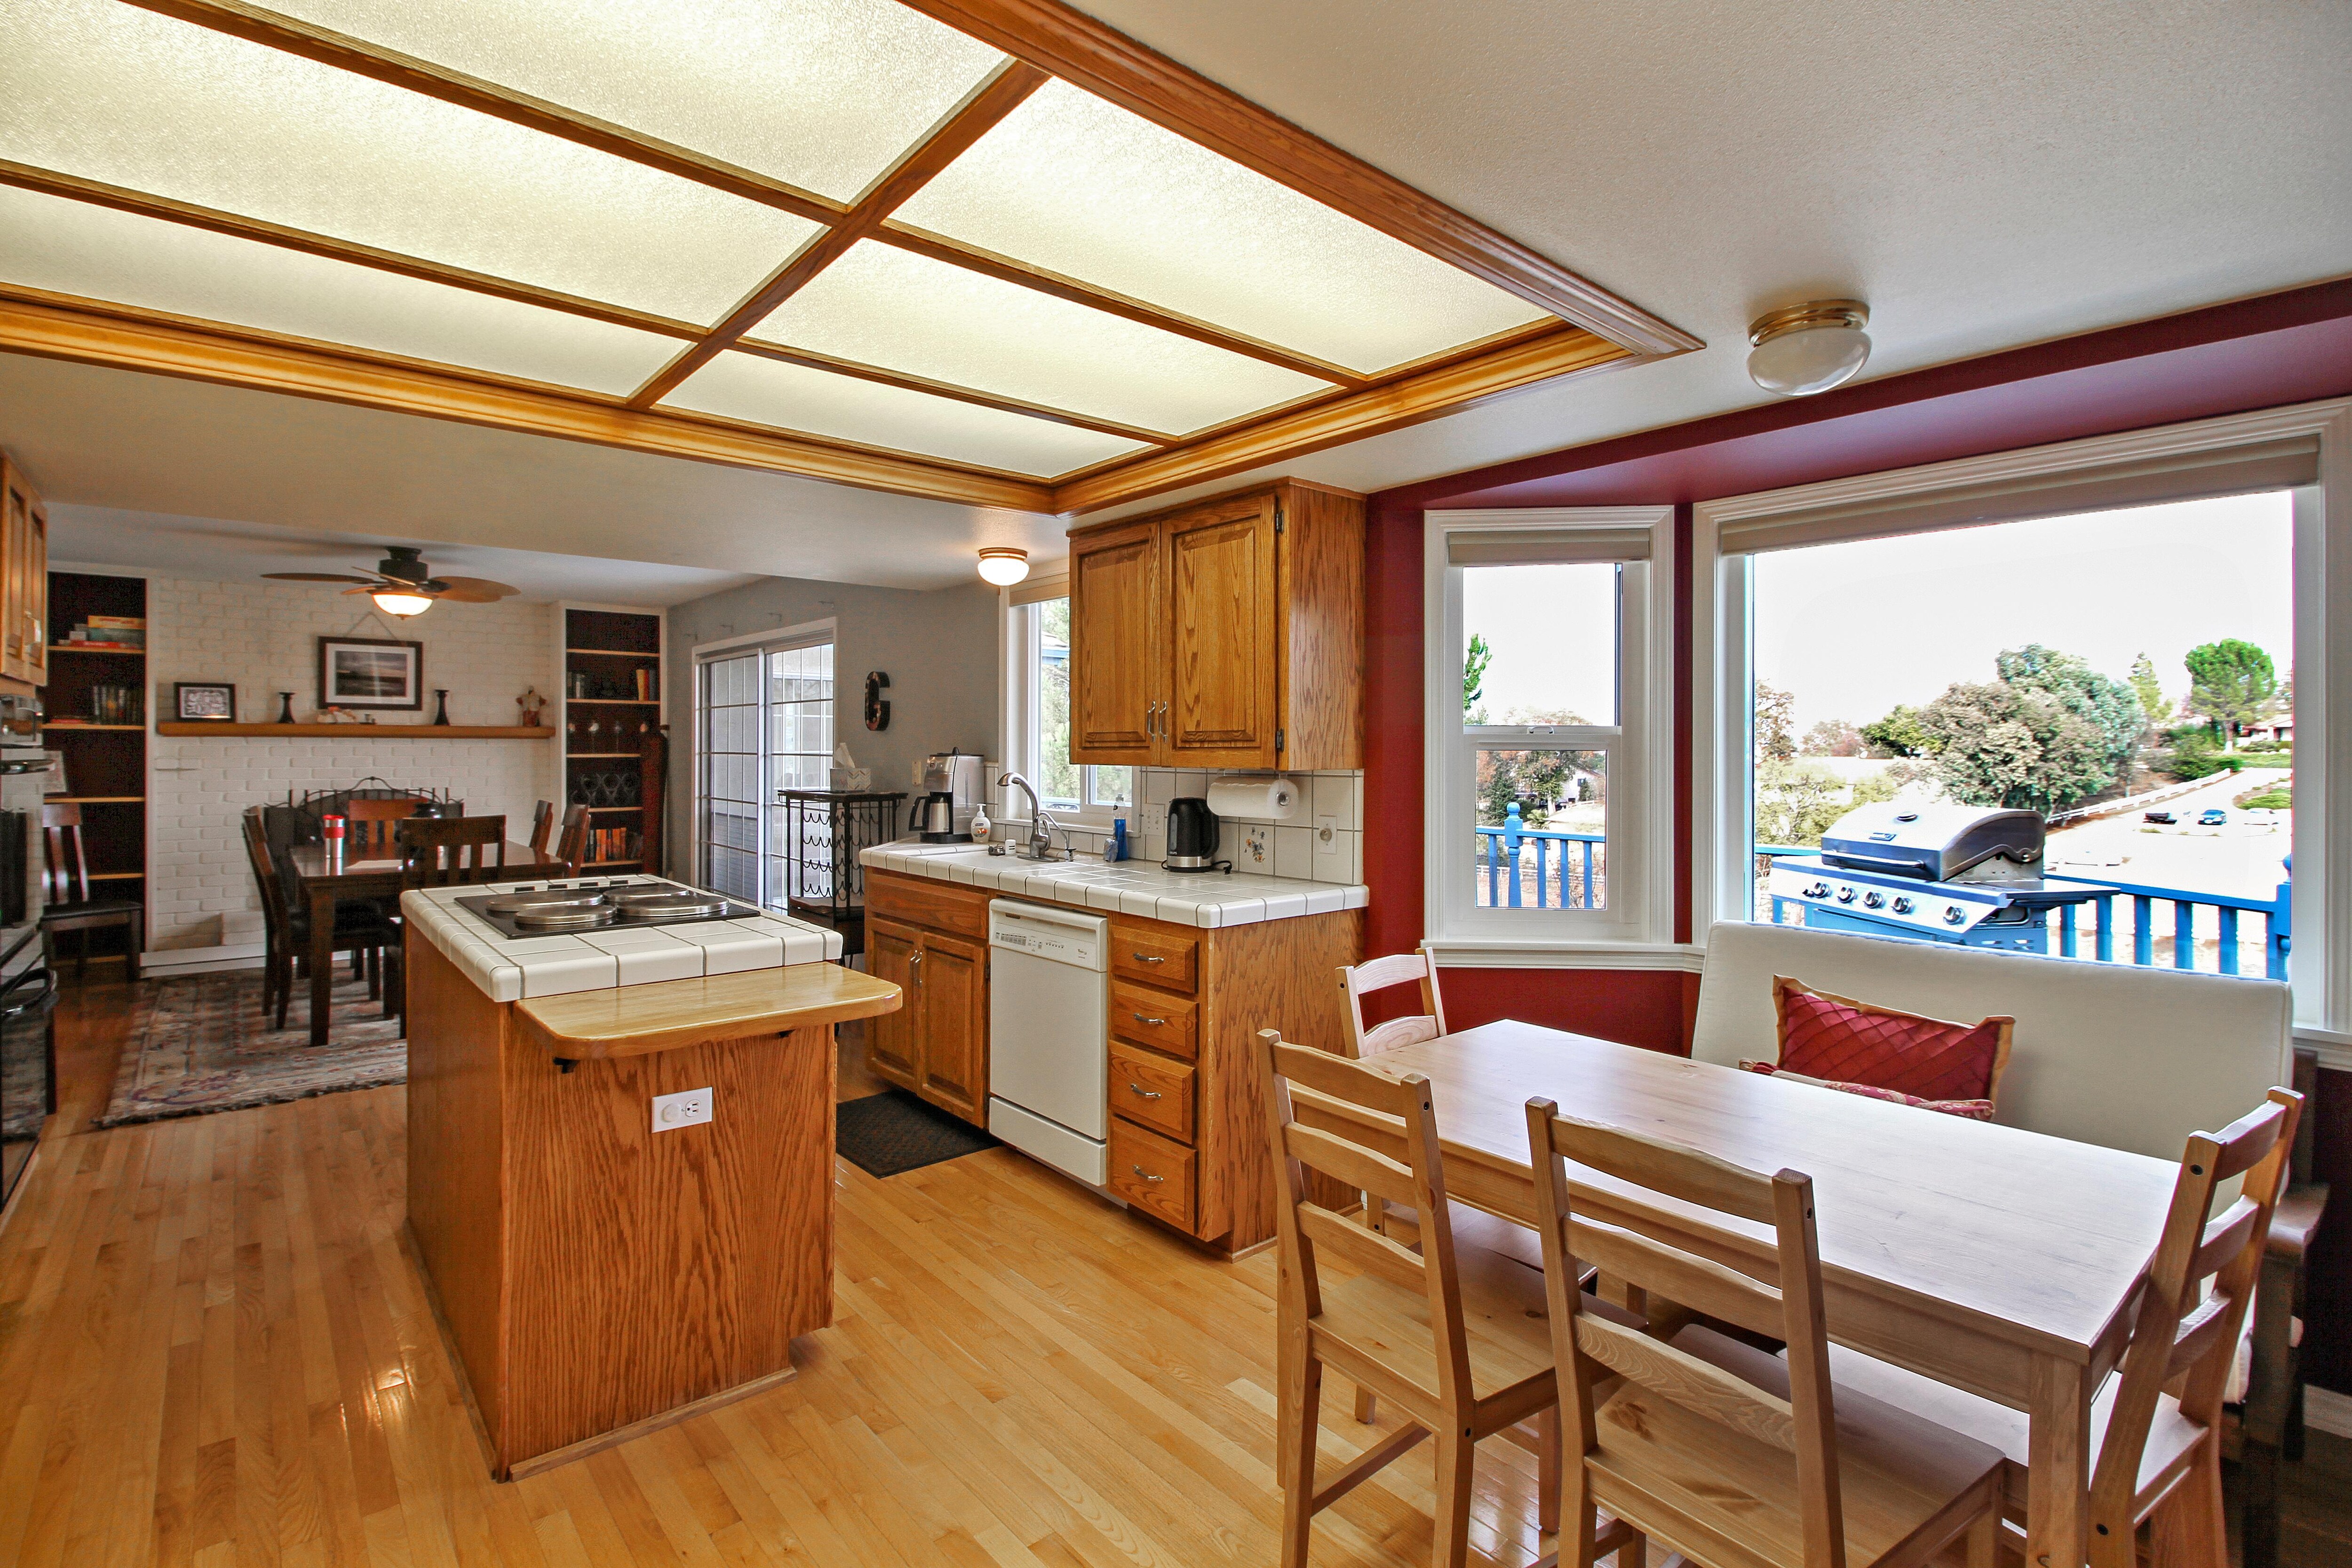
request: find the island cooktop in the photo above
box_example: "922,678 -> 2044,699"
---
454,879 -> 763,939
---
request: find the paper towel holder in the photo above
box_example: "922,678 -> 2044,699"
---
1204,774 -> 1304,822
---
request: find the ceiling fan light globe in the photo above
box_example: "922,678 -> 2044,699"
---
371,591 -> 434,618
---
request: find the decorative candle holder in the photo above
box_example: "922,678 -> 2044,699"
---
276,691 -> 296,724
431,688 -> 452,725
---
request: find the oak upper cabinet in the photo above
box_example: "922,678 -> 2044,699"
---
1068,479 -> 1362,772
0,456 -> 48,689
1069,520 -> 1161,763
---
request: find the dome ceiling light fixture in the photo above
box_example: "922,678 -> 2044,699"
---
1747,300 -> 1872,397
977,546 -> 1031,586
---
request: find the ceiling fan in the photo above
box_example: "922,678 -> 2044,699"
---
263,546 -> 520,618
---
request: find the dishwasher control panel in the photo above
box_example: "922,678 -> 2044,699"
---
988,904 -> 1105,970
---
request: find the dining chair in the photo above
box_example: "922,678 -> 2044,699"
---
397,815 -> 510,889
342,795 -> 421,854
1819,1087 -> 2304,1568
528,798 -> 556,854
1258,1027 -> 1581,1568
240,808 -> 397,1027
553,803 -> 590,875
1523,1095 -> 2009,1568
40,801 -> 143,982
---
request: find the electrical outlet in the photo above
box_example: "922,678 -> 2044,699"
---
1141,802 -> 1166,836
652,1087 -> 713,1132
1315,813 -> 1340,856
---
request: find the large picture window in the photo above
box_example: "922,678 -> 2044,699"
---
695,626 -> 834,907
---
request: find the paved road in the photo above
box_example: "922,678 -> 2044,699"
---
2046,769 -> 2290,901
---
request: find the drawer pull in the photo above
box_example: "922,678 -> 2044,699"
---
1131,953 -> 1165,963
1131,1011 -> 1167,1026
1126,1082 -> 1162,1100
1130,1165 -> 1165,1183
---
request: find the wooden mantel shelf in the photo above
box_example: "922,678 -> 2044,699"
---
156,722 -> 556,738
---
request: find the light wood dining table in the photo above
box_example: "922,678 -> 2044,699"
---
1286,1019 -> 2180,1568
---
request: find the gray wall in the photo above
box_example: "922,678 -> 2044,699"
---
664,575 -> 998,873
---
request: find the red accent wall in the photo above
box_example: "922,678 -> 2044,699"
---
1361,278 -> 2352,1385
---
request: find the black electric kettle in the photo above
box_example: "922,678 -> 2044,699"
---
1164,796 -> 1222,871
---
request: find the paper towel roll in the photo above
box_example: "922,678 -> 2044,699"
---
1205,776 -> 1303,821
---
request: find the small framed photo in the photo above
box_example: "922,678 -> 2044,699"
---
318,637 -> 423,711
174,682 -> 238,722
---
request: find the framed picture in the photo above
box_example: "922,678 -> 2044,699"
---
318,637 -> 423,711
174,682 -> 237,722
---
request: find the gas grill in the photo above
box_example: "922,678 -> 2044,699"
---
1766,802 -> 2101,953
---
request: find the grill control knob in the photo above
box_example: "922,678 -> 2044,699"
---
1863,891 -> 1885,909
1891,896 -> 1914,915
1944,905 -> 1966,925
1804,881 -> 1830,899
1835,886 -> 1857,904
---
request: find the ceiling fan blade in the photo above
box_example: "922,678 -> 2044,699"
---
264,572 -> 378,584
429,586 -> 509,603
430,577 -> 521,599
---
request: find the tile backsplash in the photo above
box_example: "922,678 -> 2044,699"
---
986,766 -> 1364,885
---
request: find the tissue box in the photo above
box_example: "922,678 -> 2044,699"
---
829,767 -> 872,791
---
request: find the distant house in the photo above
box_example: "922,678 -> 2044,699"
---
2246,713 -> 2294,745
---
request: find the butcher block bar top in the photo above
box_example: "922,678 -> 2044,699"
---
519,962 -> 901,1058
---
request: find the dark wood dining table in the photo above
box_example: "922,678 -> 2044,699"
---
284,841 -> 558,1047
1287,1019 -> 2181,1568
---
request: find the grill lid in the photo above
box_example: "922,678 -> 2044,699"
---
1817,802 -> 2045,883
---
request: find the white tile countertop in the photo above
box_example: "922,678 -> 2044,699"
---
403,874 -> 841,1003
858,842 -> 1368,928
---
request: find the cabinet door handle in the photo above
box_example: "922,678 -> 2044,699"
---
1129,1165 -> 1165,1183
1131,953 -> 1165,964
909,949 -> 922,984
1126,1082 -> 1162,1100
1130,1011 -> 1167,1026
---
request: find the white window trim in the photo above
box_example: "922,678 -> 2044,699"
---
1423,507 -> 1679,965
998,582 -> 1123,830
690,616 -> 835,901
1692,396 -> 2351,1062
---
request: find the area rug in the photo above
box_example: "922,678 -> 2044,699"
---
95,969 -> 405,1128
835,1090 -> 997,1177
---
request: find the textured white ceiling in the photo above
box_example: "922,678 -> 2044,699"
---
2,0 -> 2345,572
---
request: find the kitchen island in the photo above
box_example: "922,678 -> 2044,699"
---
399,876 -> 900,1480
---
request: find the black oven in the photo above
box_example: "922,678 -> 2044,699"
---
0,954 -> 56,1214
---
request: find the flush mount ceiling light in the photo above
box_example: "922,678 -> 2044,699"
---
1747,300 -> 1871,396
977,546 -> 1030,586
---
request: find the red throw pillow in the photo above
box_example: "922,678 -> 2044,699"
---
1771,977 -> 2014,1103
1738,1059 -> 1996,1120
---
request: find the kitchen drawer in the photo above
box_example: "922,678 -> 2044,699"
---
1110,1119 -> 1196,1232
1110,981 -> 1197,1061
1110,919 -> 1197,994
1110,1041 -> 1195,1143
865,870 -> 991,942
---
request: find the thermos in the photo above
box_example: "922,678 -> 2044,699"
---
322,812 -> 346,871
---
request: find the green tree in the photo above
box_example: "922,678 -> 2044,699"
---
1994,644 -> 2144,779
1462,632 -> 1492,721
1916,680 -> 2112,814
1801,717 -> 1863,757
2184,638 -> 2278,750
1754,680 -> 1796,765
2128,652 -> 2166,724
1860,704 -> 1935,758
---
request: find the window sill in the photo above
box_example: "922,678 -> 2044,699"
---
2296,1026 -> 2352,1074
1423,939 -> 1703,972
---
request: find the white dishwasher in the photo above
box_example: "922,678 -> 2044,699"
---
987,900 -> 1110,1185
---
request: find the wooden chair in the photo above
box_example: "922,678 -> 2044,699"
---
342,795 -> 421,854
528,798 -> 556,854
240,808 -> 397,1028
397,816 -> 509,889
1819,1087 -> 2303,1568
1259,1027 -> 1575,1568
553,804 -> 590,875
40,801 -> 143,981
1523,1095 -> 2009,1568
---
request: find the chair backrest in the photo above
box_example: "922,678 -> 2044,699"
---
241,808 -> 289,939
397,816 -> 509,888
528,799 -> 556,854
40,801 -> 90,905
2090,1087 -> 2301,1533
1692,921 -> 2292,1160
1524,1096 -> 1847,1567
343,795 -> 421,853
554,804 -> 590,875
1337,946 -> 1447,1057
1256,1028 -> 1477,1417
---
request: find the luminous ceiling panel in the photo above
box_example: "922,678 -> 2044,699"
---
0,0 -> 817,325
272,0 -> 1006,204
0,185 -> 681,396
894,81 -> 1551,376
751,241 -> 1331,436
663,352 -> 1145,479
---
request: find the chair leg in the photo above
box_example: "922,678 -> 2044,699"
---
1964,1504 -> 1999,1568
1276,1332 -> 1323,1568
366,944 -> 381,1000
2148,1440 -> 2228,1568
2239,1441 -> 2279,1568
1353,1199 -> 1383,1425
275,953 -> 292,1030
124,923 -> 138,983
1431,1424 -> 1475,1568
1539,1406 -> 1561,1537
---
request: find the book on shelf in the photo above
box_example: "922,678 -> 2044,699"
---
87,615 -> 145,630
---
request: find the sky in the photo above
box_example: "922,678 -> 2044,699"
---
1462,561 -> 1620,724
1752,492 -> 2294,732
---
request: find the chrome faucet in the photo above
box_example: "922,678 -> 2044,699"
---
997,771 -> 1067,860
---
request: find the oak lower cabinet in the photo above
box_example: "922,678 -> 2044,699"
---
1104,905 -> 1362,1256
863,873 -> 992,1126
1069,478 -> 1363,771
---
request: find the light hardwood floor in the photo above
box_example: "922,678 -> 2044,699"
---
0,985 -> 1558,1568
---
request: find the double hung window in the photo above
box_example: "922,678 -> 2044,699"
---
1003,580 -> 1129,823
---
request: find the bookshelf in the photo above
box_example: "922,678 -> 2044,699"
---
559,607 -> 664,875
46,571 -> 147,967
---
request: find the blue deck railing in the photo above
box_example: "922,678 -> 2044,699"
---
1476,804 -> 1605,908
1753,845 -> 2291,980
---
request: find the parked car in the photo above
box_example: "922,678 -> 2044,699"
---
2199,807 -> 2228,826
2144,810 -> 2176,824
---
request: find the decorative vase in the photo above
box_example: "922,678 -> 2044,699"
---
431,689 -> 451,725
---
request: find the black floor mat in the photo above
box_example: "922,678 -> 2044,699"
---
835,1090 -> 997,1178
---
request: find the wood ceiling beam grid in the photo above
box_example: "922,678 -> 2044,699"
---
625,60 -> 1052,410
728,340 -> 1173,444
0,285 -> 1052,510
1049,325 -> 1638,513
896,0 -> 1704,358
119,0 -> 850,225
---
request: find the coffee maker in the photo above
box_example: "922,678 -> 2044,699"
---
912,750 -> 986,842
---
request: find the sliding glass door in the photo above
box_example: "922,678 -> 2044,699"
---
696,635 -> 834,907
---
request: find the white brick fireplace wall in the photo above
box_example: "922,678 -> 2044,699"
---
139,575 -> 560,956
